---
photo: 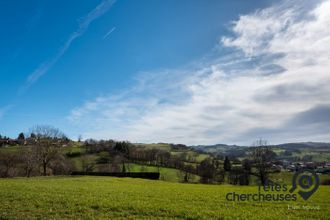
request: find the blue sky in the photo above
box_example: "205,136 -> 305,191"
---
1,0 -> 330,145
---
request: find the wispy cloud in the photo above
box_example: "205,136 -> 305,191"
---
0,105 -> 13,120
21,0 -> 116,92
68,0 -> 330,145
103,27 -> 116,39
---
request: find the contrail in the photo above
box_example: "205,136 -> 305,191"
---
103,27 -> 116,39
21,0 -> 116,94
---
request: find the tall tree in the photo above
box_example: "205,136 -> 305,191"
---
224,156 -> 231,171
20,147 -> 38,177
114,141 -> 131,172
17,132 -> 25,145
0,151 -> 19,177
178,164 -> 195,183
29,125 -> 67,176
198,158 -> 216,183
250,139 -> 276,185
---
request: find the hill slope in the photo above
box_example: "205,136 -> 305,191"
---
0,176 -> 329,219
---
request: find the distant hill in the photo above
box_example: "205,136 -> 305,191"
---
190,142 -> 330,162
191,142 -> 330,151
277,142 -> 330,149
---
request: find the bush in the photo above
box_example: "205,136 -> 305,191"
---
49,156 -> 74,175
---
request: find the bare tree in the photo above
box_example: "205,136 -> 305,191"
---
78,135 -> 82,143
29,125 -> 67,176
0,151 -> 19,177
49,154 -> 73,175
19,147 -> 38,177
29,125 -> 67,140
249,139 -> 276,185
36,139 -> 60,176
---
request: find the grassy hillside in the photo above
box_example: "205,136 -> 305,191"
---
0,142 -> 207,180
125,163 -> 200,182
1,142 -> 329,186
62,143 -> 205,182
0,176 -> 329,219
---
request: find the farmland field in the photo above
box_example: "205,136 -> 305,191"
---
0,176 -> 329,219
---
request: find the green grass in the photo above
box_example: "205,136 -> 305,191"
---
0,176 -> 329,219
195,153 -> 210,162
62,145 -> 85,154
0,145 -> 21,153
270,172 -> 295,184
125,163 -> 200,182
127,163 -> 180,181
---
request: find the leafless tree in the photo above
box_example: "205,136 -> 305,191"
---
49,154 -> 73,175
249,139 -> 276,185
36,139 -> 61,176
0,151 -> 19,177
78,135 -> 82,143
19,147 -> 38,177
29,125 -> 67,176
29,125 -> 67,139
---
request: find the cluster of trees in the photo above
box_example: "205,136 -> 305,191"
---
0,126 -> 72,177
197,140 -> 277,185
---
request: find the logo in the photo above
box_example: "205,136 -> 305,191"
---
289,169 -> 319,200
225,169 -> 320,202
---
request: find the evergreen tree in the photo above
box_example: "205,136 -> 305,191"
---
17,132 -> 25,145
224,156 -> 231,171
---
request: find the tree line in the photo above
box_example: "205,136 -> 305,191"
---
0,126 -> 277,185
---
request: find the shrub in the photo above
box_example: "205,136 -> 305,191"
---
66,151 -> 82,157
321,179 -> 330,185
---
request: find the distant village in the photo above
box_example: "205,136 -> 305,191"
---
274,161 -> 330,174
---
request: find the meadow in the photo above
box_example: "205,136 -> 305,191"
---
0,176 -> 329,219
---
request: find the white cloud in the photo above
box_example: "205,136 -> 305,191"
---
68,0 -> 330,145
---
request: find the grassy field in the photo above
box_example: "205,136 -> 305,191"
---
0,176 -> 329,219
126,163 -> 198,182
